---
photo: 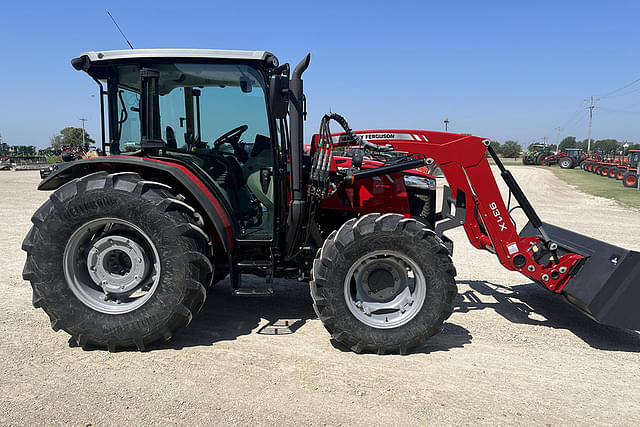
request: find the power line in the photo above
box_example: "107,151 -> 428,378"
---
558,107 -> 586,130
599,85 -> 640,99
599,76 -> 640,99
598,107 -> 640,114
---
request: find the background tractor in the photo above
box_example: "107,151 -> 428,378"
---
522,143 -> 552,165
542,148 -> 585,169
22,49 -> 640,354
620,149 -> 640,187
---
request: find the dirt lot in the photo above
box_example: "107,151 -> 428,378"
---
1,167 -> 639,426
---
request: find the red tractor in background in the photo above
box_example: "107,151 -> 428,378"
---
582,150 -> 639,188
542,148 -> 586,169
22,49 -> 640,354
617,149 -> 639,187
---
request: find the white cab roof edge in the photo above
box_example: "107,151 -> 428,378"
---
80,49 -> 273,62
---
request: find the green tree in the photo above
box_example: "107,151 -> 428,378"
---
49,134 -> 63,151
486,140 -> 501,157
50,127 -> 95,150
558,136 -> 577,151
501,140 -> 522,158
592,139 -> 620,154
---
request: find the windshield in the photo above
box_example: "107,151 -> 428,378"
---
106,63 -> 270,154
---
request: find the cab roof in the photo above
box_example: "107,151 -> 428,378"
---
76,49 -> 273,62
71,49 -> 279,75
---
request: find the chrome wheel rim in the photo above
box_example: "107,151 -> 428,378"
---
63,218 -> 161,314
343,250 -> 426,329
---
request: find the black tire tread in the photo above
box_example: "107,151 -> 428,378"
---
310,213 -> 457,355
22,172 -> 214,351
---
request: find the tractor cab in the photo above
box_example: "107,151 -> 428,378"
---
564,148 -> 583,161
72,50 -> 285,241
629,150 -> 640,169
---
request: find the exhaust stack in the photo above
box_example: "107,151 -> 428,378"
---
285,53 -> 311,259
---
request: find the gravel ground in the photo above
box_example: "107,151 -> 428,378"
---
1,167 -> 639,426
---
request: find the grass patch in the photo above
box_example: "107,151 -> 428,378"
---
549,167 -> 640,210
487,157 -> 523,166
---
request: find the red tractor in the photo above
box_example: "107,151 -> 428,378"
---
583,151 -> 639,187
617,150 -> 639,187
584,155 -> 621,177
542,148 -> 585,168
22,49 -> 640,353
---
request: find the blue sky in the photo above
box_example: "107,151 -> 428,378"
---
1,0 -> 640,148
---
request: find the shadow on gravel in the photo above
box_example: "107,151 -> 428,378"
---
157,276 -> 317,350
159,274 -> 473,354
456,280 -> 640,352
328,322 -> 472,355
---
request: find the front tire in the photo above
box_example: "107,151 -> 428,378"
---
22,172 -> 213,351
310,213 -> 457,354
623,172 -> 638,188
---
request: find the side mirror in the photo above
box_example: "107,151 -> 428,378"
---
269,74 -> 289,119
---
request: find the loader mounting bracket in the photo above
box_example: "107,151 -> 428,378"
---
434,185 -> 466,253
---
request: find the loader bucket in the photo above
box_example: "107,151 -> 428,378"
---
520,222 -> 640,331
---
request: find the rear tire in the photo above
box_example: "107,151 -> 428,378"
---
310,213 -> 457,354
559,157 -> 574,169
22,172 -> 213,351
623,172 -> 638,188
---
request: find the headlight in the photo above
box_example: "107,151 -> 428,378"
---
403,175 -> 436,190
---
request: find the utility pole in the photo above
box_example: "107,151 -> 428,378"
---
443,118 -> 450,132
79,118 -> 88,147
584,96 -> 599,153
555,127 -> 561,152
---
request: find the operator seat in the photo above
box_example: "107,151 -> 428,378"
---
243,134 -> 274,209
165,126 -> 178,149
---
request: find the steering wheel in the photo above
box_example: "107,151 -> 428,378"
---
213,125 -> 248,149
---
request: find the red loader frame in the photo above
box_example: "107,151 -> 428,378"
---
332,130 -> 583,293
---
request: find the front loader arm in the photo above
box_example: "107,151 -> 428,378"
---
321,121 -> 639,332
357,131 -> 583,293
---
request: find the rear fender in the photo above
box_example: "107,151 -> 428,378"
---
38,156 -> 235,252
